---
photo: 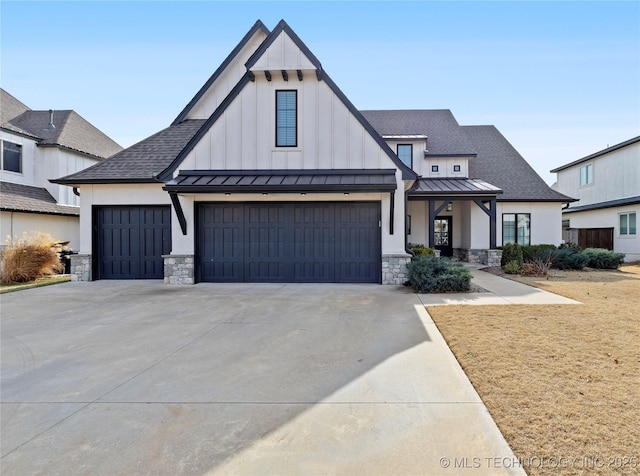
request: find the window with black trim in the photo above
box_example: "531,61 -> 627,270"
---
453,165 -> 461,173
276,90 -> 297,147
397,144 -> 412,168
2,140 -> 22,173
431,165 -> 439,173
503,213 -> 530,246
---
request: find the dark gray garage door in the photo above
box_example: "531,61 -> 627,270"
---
197,202 -> 381,283
95,206 -> 171,279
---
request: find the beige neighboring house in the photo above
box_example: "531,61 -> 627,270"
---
551,136 -> 639,262
0,89 -> 123,250
53,20 -> 574,284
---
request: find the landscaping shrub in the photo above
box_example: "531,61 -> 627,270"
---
1,232 -> 64,283
502,260 -> 522,275
552,247 -> 588,270
583,248 -> 625,269
522,244 -> 557,263
407,256 -> 471,293
409,244 -> 436,257
559,242 -> 582,252
500,243 -> 523,270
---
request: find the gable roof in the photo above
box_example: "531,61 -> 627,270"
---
462,125 -> 575,202
172,20 -> 270,125
0,181 -> 79,216
0,89 -> 123,159
157,19 -> 416,182
362,110 -> 477,157
550,135 -> 640,173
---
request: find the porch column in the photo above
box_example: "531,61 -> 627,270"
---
489,197 -> 497,249
428,200 -> 435,248
473,198 -> 497,249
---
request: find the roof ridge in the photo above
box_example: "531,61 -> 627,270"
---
172,20 -> 270,125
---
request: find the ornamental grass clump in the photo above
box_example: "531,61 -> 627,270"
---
407,256 -> 471,293
1,232 -> 64,283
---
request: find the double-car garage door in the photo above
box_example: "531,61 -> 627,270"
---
197,202 -> 381,283
95,202 -> 381,283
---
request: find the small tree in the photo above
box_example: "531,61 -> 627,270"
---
1,232 -> 64,283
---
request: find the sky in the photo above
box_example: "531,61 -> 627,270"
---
2,1 -> 639,185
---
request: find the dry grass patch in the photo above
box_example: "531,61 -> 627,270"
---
428,265 -> 640,475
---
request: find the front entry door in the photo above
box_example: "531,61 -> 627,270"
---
434,216 -> 453,257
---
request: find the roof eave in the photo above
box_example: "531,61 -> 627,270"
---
550,135 -> 640,173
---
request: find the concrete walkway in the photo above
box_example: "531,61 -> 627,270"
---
1,280 -> 525,476
418,264 -> 581,306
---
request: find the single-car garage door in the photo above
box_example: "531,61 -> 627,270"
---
95,206 -> 171,279
197,202 -> 381,283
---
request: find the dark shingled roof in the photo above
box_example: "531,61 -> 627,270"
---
1,88 -> 123,159
463,125 -> 575,202
361,110 -> 477,156
0,181 -> 79,216
53,120 -> 207,184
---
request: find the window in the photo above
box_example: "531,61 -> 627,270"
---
431,165 -> 439,173
453,165 -> 461,173
2,141 -> 22,173
503,213 -> 531,246
620,212 -> 636,236
276,90 -> 297,147
580,163 -> 593,186
396,144 -> 412,168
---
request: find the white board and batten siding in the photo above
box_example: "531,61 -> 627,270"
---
185,30 -> 268,121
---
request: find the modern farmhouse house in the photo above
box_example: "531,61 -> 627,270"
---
551,136 -> 639,261
54,20 -> 573,284
1,89 -> 123,249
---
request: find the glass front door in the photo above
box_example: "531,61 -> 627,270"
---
434,216 -> 453,257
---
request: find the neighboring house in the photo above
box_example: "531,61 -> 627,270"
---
53,20 -> 573,284
551,136 -> 639,262
1,89 -> 123,249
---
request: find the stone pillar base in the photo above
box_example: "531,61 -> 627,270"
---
70,254 -> 92,281
382,254 -> 411,285
163,255 -> 195,284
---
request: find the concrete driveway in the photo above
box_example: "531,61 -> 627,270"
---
1,281 -> 524,475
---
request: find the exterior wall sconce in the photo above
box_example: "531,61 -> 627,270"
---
300,192 -> 306,196
225,192 -> 231,196
262,192 -> 268,196
446,202 -> 452,212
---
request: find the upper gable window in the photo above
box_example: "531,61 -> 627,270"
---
2,140 -> 22,173
396,144 -> 412,168
580,163 -> 593,186
276,90 -> 297,147
453,165 -> 461,173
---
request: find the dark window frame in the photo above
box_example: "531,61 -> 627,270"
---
275,90 -> 297,147
453,164 -> 461,173
2,140 -> 22,174
502,213 -> 531,246
396,144 -> 413,168
431,165 -> 439,173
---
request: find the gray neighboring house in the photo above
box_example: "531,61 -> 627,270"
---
53,19 -> 574,284
0,89 -> 123,250
551,136 -> 639,261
